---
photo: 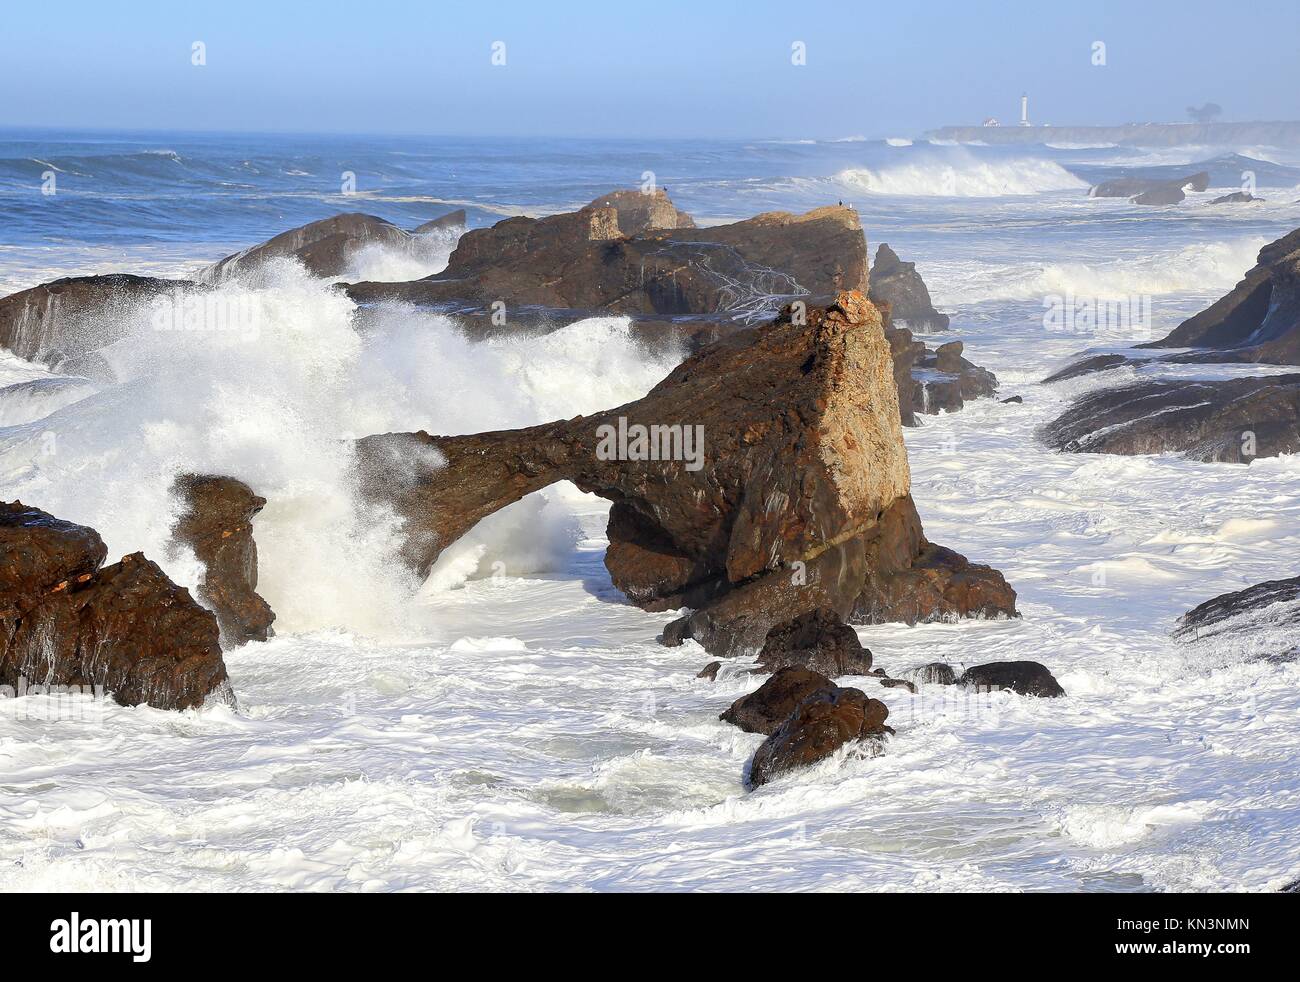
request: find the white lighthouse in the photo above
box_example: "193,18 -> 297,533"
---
1020,93 -> 1030,126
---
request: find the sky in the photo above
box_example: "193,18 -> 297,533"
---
2,0 -> 1297,139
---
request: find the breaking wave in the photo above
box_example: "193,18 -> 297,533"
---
837,155 -> 1088,197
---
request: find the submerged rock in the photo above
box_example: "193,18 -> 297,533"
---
1041,374 -> 1300,462
958,661 -> 1064,697
904,662 -> 958,686
869,243 -> 949,332
1090,171 -> 1209,205
748,683 -> 890,788
1209,191 -> 1261,205
356,292 -> 1017,659
172,474 -> 275,647
0,501 -> 228,710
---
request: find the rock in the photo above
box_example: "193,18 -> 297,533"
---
877,677 -> 916,693
0,501 -> 229,710
748,684 -> 890,788
1001,395 -> 1023,404
1210,191 -> 1261,204
720,666 -> 838,735
199,213 -> 415,282
1041,374 -> 1300,462
0,274 -> 183,371
1173,576 -> 1300,662
868,243 -> 950,331
171,475 -> 275,647
696,661 -> 722,681
583,188 -> 695,235
1090,172 -> 1209,204
1139,227 -> 1300,365
1042,353 -> 1140,383
958,661 -> 1064,697
904,662 -> 957,686
346,194 -> 866,322
885,326 -> 998,424
357,292 -> 1017,659
412,209 -> 467,233
753,607 -> 873,677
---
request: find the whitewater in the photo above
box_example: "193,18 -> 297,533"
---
2,132 -> 1300,891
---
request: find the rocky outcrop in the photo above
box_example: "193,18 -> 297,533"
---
1041,375 -> 1300,462
172,475 -> 275,648
720,666 -> 838,735
346,192 -> 866,322
753,608 -> 873,676
0,502 -> 228,710
958,661 -> 1064,697
1210,192 -> 1261,205
199,213 -> 417,282
1173,576 -> 1300,662
888,332 -> 998,424
357,292 -> 1017,659
748,678 -> 890,788
1090,171 -> 1209,205
0,274 -> 182,372
1042,353 -> 1140,383
869,243 -> 949,331
1138,227 -> 1300,366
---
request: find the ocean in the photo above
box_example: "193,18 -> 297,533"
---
3,128 -> 1300,891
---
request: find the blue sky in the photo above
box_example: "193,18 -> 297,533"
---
3,0 -> 1297,138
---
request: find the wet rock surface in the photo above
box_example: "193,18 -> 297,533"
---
886,328 -> 998,425
748,682 -> 890,788
720,666 -> 838,735
199,212 -> 419,282
0,501 -> 228,710
753,607 -> 873,677
1090,171 -> 1209,205
1173,575 -> 1300,662
357,292 -> 1017,659
172,474 -> 275,647
1041,374 -> 1300,462
958,661 -> 1065,697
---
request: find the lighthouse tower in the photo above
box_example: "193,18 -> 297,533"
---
1020,93 -> 1030,126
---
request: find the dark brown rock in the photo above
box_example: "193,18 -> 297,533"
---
696,661 -> 722,681
1173,575 -> 1300,662
958,661 -> 1064,697
356,292 -> 1016,659
905,662 -> 957,686
720,666 -> 838,735
1042,353 -> 1141,383
172,475 -> 275,647
869,243 -> 949,331
886,326 -> 998,424
754,607 -> 872,677
0,502 -> 228,710
749,684 -> 890,788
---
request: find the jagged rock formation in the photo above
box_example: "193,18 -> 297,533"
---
357,291 -> 1017,659
1173,576 -> 1300,662
1042,374 -> 1300,462
721,666 -> 838,735
0,274 -> 182,372
869,243 -> 949,331
1139,227 -> 1300,365
199,212 -> 446,282
887,330 -> 998,425
172,475 -> 275,647
346,191 -> 866,322
1042,228 -> 1300,462
0,502 -> 229,710
1090,171 -> 1209,205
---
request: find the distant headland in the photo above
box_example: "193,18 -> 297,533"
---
926,120 -> 1300,147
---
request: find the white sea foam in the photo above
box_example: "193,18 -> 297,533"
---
837,154 -> 1087,197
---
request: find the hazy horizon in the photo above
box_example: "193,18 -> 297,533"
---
3,0 -> 1297,140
